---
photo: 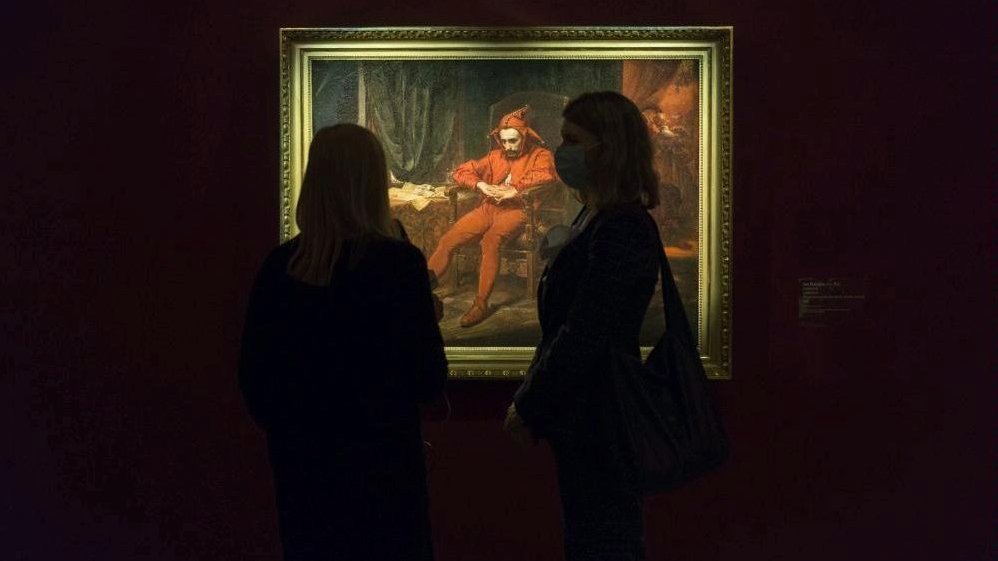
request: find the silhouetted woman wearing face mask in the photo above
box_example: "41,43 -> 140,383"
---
504,91 -> 662,561
238,124 -> 447,561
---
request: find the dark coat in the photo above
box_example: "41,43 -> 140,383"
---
514,203 -> 661,559
238,235 -> 447,561
514,203 -> 661,446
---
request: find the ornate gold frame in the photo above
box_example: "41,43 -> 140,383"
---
280,26 -> 733,379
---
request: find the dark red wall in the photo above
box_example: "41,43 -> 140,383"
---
5,0 -> 996,559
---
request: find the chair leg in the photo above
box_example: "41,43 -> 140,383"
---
450,253 -> 462,290
525,255 -> 536,300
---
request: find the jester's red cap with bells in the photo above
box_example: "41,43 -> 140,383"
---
489,105 -> 545,146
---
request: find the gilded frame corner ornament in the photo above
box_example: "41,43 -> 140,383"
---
279,26 -> 733,380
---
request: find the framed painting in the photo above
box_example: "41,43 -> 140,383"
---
280,26 -> 733,379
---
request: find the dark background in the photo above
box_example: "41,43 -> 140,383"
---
4,0 -> 996,560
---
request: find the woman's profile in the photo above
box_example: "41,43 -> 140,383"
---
238,123 -> 447,561
505,91 -> 663,560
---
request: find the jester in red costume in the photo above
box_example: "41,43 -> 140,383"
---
427,106 -> 558,327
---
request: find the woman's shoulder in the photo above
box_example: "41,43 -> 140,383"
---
364,234 -> 424,262
592,203 -> 657,237
598,200 -> 651,217
347,237 -> 430,298
351,235 -> 428,279
260,234 -> 425,278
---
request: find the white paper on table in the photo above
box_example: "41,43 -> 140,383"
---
388,182 -> 448,211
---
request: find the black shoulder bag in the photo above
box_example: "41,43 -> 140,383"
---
606,227 -> 729,495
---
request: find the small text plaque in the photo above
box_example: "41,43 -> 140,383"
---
798,278 -> 866,325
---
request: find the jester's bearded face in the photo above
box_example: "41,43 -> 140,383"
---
499,128 -> 524,159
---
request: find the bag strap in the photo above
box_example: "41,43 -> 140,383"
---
645,214 -> 696,345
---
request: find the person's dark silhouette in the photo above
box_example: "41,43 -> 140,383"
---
506,91 -> 663,561
239,124 -> 447,561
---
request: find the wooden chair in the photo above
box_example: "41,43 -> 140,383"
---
447,181 -> 571,299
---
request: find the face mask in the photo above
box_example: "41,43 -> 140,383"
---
554,144 -> 591,190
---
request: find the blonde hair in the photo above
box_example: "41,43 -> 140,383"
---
287,124 -> 397,285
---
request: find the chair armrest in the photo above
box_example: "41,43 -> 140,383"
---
518,182 -> 557,200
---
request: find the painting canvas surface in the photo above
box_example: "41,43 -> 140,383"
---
309,58 -> 702,347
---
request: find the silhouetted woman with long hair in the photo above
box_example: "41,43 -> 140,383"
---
239,124 -> 447,561
505,91 -> 662,560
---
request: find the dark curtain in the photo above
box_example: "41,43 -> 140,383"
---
311,60 -> 360,130
363,61 -> 459,183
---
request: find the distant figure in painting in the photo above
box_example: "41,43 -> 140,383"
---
643,107 -> 698,249
505,91 -> 662,561
238,124 -> 447,561
427,106 -> 558,327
